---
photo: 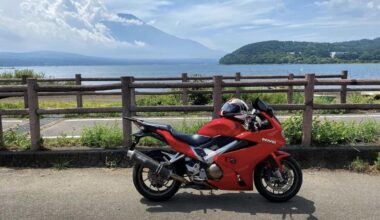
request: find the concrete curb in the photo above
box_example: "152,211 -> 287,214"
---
0,145 -> 379,168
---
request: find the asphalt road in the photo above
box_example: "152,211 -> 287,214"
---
3,114 -> 380,137
0,168 -> 379,220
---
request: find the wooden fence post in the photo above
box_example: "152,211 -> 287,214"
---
75,74 -> 83,108
235,72 -> 241,98
121,76 -> 133,147
287,73 -> 294,104
213,75 -> 223,119
0,115 -> 3,149
302,74 -> 315,147
27,78 -> 41,151
21,75 -> 28,108
181,73 -> 189,105
340,70 -> 348,104
130,77 -> 137,116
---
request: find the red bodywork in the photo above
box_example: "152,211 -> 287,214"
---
156,112 -> 288,191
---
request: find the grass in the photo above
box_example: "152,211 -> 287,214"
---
283,116 -> 380,145
80,124 -> 123,148
3,127 -> 31,150
43,134 -> 81,148
4,116 -> 380,150
374,153 -> 380,170
0,69 -> 45,80
350,157 -> 369,172
350,156 -> 380,174
52,160 -> 71,170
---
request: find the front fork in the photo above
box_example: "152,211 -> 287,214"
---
269,151 -> 290,182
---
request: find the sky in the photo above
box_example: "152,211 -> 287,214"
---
0,0 -> 380,55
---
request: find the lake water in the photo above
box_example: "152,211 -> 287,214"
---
3,62 -> 380,79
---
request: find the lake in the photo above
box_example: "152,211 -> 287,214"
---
2,62 -> 380,79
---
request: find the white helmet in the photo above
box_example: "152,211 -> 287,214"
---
220,98 -> 249,121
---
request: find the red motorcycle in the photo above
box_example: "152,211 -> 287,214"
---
126,98 -> 302,202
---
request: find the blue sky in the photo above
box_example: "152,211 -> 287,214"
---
1,0 -> 380,55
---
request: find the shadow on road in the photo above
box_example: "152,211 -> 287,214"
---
141,191 -> 317,219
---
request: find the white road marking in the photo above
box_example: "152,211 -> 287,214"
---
43,135 -> 81,139
3,120 -> 23,123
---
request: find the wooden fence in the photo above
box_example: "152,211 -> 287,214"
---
1,71 -> 380,150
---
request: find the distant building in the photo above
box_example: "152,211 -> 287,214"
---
287,51 -> 302,55
330,52 -> 348,58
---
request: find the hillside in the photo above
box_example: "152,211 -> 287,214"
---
219,38 -> 380,64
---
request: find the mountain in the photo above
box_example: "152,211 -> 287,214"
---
0,51 -> 217,66
101,13 -> 222,59
0,10 -> 222,62
219,38 -> 380,64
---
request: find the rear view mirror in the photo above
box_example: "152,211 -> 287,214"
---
254,98 -> 268,112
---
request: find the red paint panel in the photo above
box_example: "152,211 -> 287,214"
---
197,118 -> 245,137
155,129 -> 198,160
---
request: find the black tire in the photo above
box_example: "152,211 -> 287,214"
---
132,151 -> 182,202
254,156 -> 302,202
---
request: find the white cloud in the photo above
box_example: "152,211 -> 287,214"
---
0,0 -> 145,53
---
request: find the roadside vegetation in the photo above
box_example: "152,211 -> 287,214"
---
0,69 -> 45,82
283,116 -> 380,145
350,154 -> 380,174
3,117 -> 380,151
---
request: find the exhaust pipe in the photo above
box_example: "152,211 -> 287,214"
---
127,150 -> 188,183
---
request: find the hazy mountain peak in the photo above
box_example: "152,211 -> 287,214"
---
117,13 -> 144,23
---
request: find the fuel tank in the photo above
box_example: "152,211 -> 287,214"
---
197,117 -> 246,137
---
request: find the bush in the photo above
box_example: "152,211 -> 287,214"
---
282,115 -> 303,144
0,69 -> 45,79
350,157 -> 369,172
282,116 -> 380,145
80,124 -> 122,148
3,128 -> 31,150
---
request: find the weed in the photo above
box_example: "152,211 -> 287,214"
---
42,134 -> 80,148
3,128 -> 31,150
350,157 -> 369,172
375,153 -> 380,169
52,160 -> 71,170
282,116 -> 380,145
80,123 -> 122,148
105,157 -> 118,168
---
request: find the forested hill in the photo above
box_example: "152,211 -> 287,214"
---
219,38 -> 380,64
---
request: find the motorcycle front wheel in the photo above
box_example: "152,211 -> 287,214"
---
254,156 -> 302,202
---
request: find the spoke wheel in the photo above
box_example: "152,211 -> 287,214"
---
254,156 -> 302,202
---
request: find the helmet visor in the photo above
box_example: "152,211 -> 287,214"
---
221,103 -> 241,113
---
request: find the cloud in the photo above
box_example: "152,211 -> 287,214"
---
0,0 -> 146,53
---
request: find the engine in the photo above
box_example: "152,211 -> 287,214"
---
185,159 -> 223,181
207,163 -> 223,180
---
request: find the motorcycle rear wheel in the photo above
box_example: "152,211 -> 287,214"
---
254,156 -> 302,202
132,151 -> 182,202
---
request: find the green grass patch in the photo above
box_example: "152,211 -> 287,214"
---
80,124 -> 123,148
283,116 -> 380,145
350,157 -> 369,172
52,160 -> 71,170
3,127 -> 31,150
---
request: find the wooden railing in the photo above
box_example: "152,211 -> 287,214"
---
1,71 -> 380,150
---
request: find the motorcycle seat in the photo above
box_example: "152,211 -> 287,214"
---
138,120 -> 211,146
170,129 -> 211,146
139,121 -> 173,131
